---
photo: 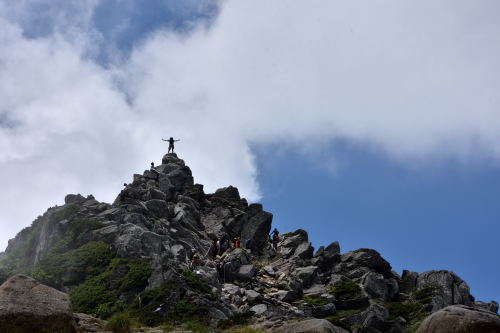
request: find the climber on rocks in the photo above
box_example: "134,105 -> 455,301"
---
150,162 -> 159,178
162,137 -> 180,153
271,228 -> 280,250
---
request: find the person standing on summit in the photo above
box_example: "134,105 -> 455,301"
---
162,137 -> 180,153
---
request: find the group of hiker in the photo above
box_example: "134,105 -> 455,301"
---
189,228 -> 281,272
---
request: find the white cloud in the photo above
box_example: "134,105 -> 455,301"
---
1,0 -> 500,250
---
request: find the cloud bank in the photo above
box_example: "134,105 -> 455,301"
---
1,0 -> 500,250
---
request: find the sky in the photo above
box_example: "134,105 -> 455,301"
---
0,0 -> 499,302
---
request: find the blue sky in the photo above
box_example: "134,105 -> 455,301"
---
0,0 -> 499,304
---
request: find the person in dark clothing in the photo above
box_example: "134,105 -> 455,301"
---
271,228 -> 280,250
162,137 -> 180,153
150,162 -> 159,178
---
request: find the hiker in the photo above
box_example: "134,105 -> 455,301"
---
234,237 -> 240,249
150,162 -> 159,178
271,228 -> 280,250
215,261 -> 224,279
245,238 -> 253,253
162,137 -> 180,153
191,252 -> 200,269
220,239 -> 229,255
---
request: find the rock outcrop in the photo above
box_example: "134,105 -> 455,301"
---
416,305 -> 500,333
0,274 -> 76,333
0,153 -> 497,333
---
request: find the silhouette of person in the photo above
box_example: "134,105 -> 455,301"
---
162,137 -> 180,153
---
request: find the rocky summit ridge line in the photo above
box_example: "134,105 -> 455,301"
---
0,153 -> 498,333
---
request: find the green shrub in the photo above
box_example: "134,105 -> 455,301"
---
180,320 -> 210,333
412,284 -> 438,303
32,241 -> 113,288
326,308 -> 367,331
167,299 -> 209,323
128,281 -> 176,326
70,257 -> 152,319
182,270 -> 212,294
105,312 -> 133,333
385,284 -> 437,333
302,295 -> 329,306
329,281 -> 362,300
61,204 -> 80,219
387,301 -> 422,322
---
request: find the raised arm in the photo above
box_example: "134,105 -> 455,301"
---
175,139 -> 180,142
162,138 -> 167,141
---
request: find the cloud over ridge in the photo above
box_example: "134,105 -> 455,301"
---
1,0 -> 500,250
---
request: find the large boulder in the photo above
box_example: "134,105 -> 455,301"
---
294,266 -> 319,288
0,274 -> 76,333
240,204 -> 272,252
213,186 -> 241,201
416,270 -> 472,311
399,270 -> 418,294
274,319 -> 349,333
416,305 -> 500,333
344,303 -> 389,331
340,249 -> 392,277
222,248 -> 251,281
362,272 -> 399,302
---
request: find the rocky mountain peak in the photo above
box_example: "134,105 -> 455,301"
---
0,153 -> 498,333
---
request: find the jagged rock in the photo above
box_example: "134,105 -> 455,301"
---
334,296 -> 370,310
222,284 -> 241,296
399,270 -> 418,295
304,284 -> 328,298
0,274 -> 76,333
73,313 -> 110,333
294,266 -> 319,288
415,305 -> 500,333
221,248 -> 251,281
282,229 -> 309,248
344,303 -> 389,331
250,304 -> 268,315
295,242 -> 315,259
416,270 -> 473,311
362,272 -> 399,302
274,319 -> 349,333
245,289 -> 262,303
271,290 -> 297,303
145,199 -> 169,217
324,241 -> 340,259
149,188 -> 167,200
213,186 -> 240,201
341,249 -> 392,277
329,274 -> 349,286
474,301 -> 499,314
264,265 -> 276,277
312,303 -> 336,318
240,205 -> 272,253
64,193 -> 86,204
288,280 -> 304,299
238,264 -> 256,281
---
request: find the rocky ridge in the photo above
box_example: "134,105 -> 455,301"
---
0,153 -> 498,333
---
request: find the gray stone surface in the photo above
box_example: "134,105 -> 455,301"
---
0,274 -> 76,333
416,305 -> 500,333
274,319 -> 349,333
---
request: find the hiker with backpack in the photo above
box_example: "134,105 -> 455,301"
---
162,137 -> 180,153
271,228 -> 280,250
